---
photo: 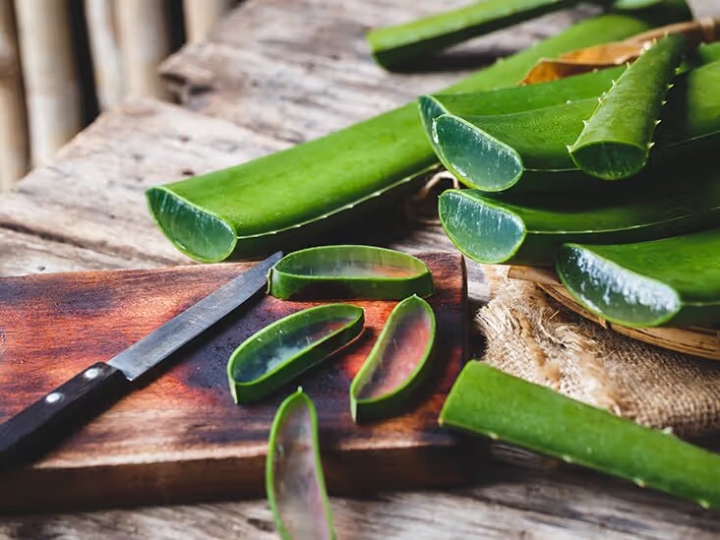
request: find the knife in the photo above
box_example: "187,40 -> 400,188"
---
0,251 -> 283,468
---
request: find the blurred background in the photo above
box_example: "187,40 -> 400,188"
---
0,0 -> 239,193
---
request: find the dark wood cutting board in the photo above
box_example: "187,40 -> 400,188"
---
0,252 -> 467,513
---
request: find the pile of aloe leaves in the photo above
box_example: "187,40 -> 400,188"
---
411,0 -> 720,512
431,31 -> 720,329
145,0 -> 720,530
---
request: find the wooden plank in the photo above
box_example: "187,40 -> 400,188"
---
0,99 -> 285,273
0,253 -> 467,512
2,462 -> 719,538
160,0 -> 591,140
0,228 -> 148,276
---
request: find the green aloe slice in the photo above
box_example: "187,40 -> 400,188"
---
569,34 -> 687,179
433,57 -> 720,192
146,9 -> 689,262
267,389 -> 335,540
440,362 -> 720,509
438,168 -> 720,266
367,0 -> 585,69
557,229 -> 720,327
267,246 -> 434,301
350,295 -> 436,423
227,304 -> 364,404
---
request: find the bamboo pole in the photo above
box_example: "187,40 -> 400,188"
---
14,0 -> 82,167
84,0 -> 123,110
115,0 -> 172,100
183,0 -> 235,43
0,0 -> 27,190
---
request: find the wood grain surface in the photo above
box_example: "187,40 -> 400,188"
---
1,0 -> 720,537
0,254 -> 466,512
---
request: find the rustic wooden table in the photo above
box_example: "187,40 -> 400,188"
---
2,0 -> 720,537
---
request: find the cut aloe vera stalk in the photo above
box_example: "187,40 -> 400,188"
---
146,10 -> 688,262
419,65 -> 624,146
569,34 -> 686,179
267,389 -> 335,540
367,0 -> 584,69
227,304 -> 363,404
438,168 -> 720,266
433,58 -> 720,192
350,295 -> 436,423
557,229 -> 720,327
268,246 -> 434,301
420,41 -> 720,136
440,362 -> 720,509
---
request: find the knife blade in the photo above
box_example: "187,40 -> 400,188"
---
0,251 -> 283,469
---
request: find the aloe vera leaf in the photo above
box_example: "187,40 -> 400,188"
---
419,66 -> 624,143
695,41 -> 720,66
439,362 -> 720,509
367,0 -> 586,69
268,245 -> 434,301
419,41 -> 720,167
367,0 -> 692,69
350,295 -> 436,423
267,389 -> 336,540
557,229 -> 720,327
568,34 -> 687,179
433,58 -> 720,191
227,304 -> 363,404
438,168 -> 720,266
146,11 -> 687,263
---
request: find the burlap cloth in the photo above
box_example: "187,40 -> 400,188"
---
478,266 -> 720,439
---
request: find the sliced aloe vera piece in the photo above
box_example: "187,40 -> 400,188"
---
557,229 -> 720,327
440,362 -> 720,509
438,168 -> 720,266
367,0 -> 585,69
267,389 -> 335,540
268,246 -> 434,301
569,34 -> 686,179
146,11 -> 687,262
227,304 -> 363,404
350,295 -> 436,423
433,58 -> 720,192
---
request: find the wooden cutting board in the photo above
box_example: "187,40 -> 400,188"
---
0,252 -> 467,513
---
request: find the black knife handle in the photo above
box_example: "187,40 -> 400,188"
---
0,362 -> 129,469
